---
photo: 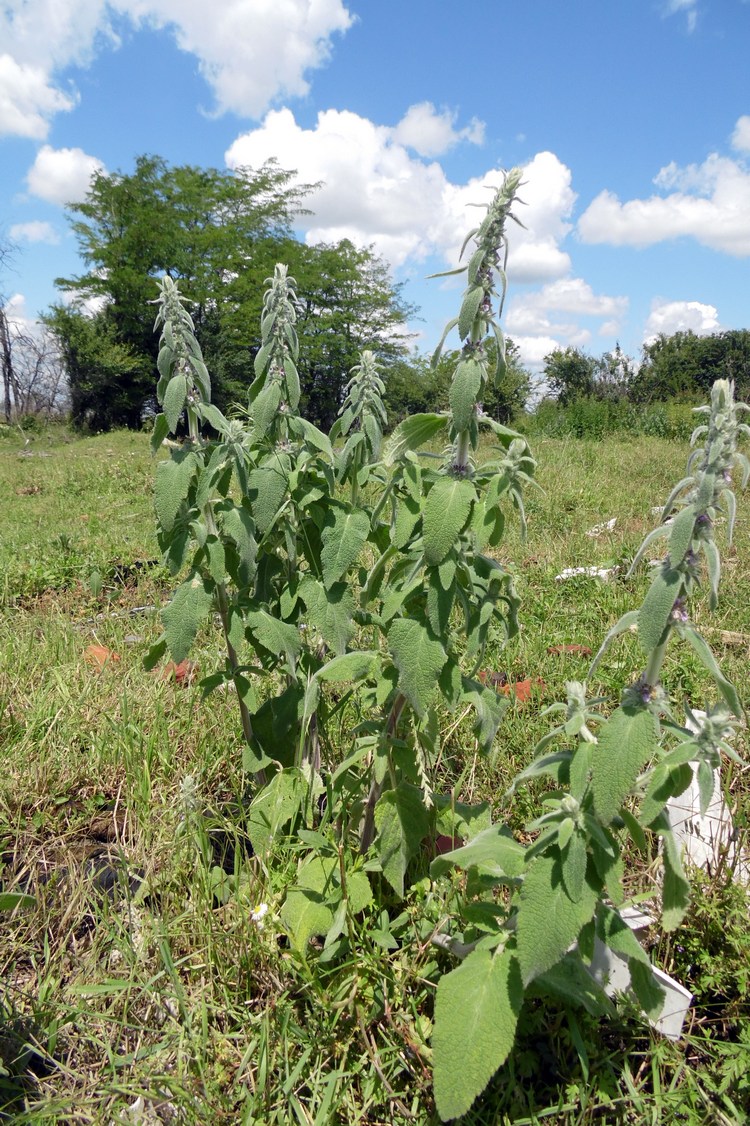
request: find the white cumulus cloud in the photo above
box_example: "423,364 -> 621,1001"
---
0,54 -> 77,138
643,298 -> 721,343
226,111 -> 575,280
9,220 -> 60,244
111,0 -> 354,117
0,0 -> 354,136
504,277 -> 628,368
392,102 -> 484,158
578,130 -> 750,256
732,115 -> 750,153
26,144 -> 106,206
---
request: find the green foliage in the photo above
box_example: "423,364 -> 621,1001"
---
633,328 -> 750,403
433,948 -> 523,1121
543,347 -> 598,406
49,157 -> 413,429
144,178 -> 748,1125
43,303 -> 151,430
529,397 -> 700,441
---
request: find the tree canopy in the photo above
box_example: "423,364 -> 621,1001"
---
631,330 -> 750,403
46,155 -> 415,430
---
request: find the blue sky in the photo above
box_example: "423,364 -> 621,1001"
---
2,0 -> 750,372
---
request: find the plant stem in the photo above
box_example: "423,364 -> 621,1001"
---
359,693 -> 407,853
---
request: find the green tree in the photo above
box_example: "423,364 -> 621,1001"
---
632,330 -> 750,403
543,346 -> 597,405
44,304 -> 149,430
50,156 -> 312,426
50,157 -> 415,429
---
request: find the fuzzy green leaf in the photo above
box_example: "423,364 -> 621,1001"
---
283,356 -> 300,410
660,827 -> 691,930
245,610 -> 302,666
433,948 -> 523,1122
247,463 -> 288,535
150,413 -> 169,453
449,358 -> 483,432
534,953 -> 614,1018
217,504 -> 256,584
162,573 -> 214,663
629,960 -> 667,1021
247,768 -> 308,855
154,451 -> 198,534
561,831 -> 587,902
0,891 -> 35,911
196,402 -> 228,435
516,855 -> 598,986
427,570 -> 454,635
163,373 -> 187,433
591,704 -> 659,825
387,619 -> 448,718
252,380 -> 282,437
315,650 -> 379,683
374,783 -> 430,896
430,824 -> 525,880
638,566 -> 682,654
423,477 -> 476,565
281,855 -> 372,952
459,676 -> 508,754
383,413 -> 447,465
458,285 -> 485,341
300,576 -> 355,655
320,508 -> 370,589
393,493 -> 421,549
668,503 -> 697,566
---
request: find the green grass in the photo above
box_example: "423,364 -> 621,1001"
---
2,427 -> 750,1123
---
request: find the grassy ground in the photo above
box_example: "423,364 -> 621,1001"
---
1,423 -> 749,1124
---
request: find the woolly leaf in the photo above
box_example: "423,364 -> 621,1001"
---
383,413 -> 447,464
150,413 -> 169,453
245,610 -> 302,666
374,783 -> 430,896
430,824 -> 525,880
638,566 -> 682,654
162,573 -> 214,663
679,625 -> 743,716
217,504 -> 256,585
433,948 -> 523,1122
315,650 -> 379,683
247,768 -> 307,855
449,358 -> 482,432
659,824 -> 692,931
667,503 -> 697,566
387,619 -> 448,717
459,676 -> 508,754
458,285 -> 485,341
163,373 -> 187,433
247,463 -> 288,535
561,831 -> 587,902
300,576 -> 355,655
320,508 -> 370,589
423,476 -> 476,565
283,356 -> 300,410
393,493 -> 422,549
154,451 -> 198,534
591,704 -> 659,825
252,380 -> 282,438
516,854 -> 598,985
